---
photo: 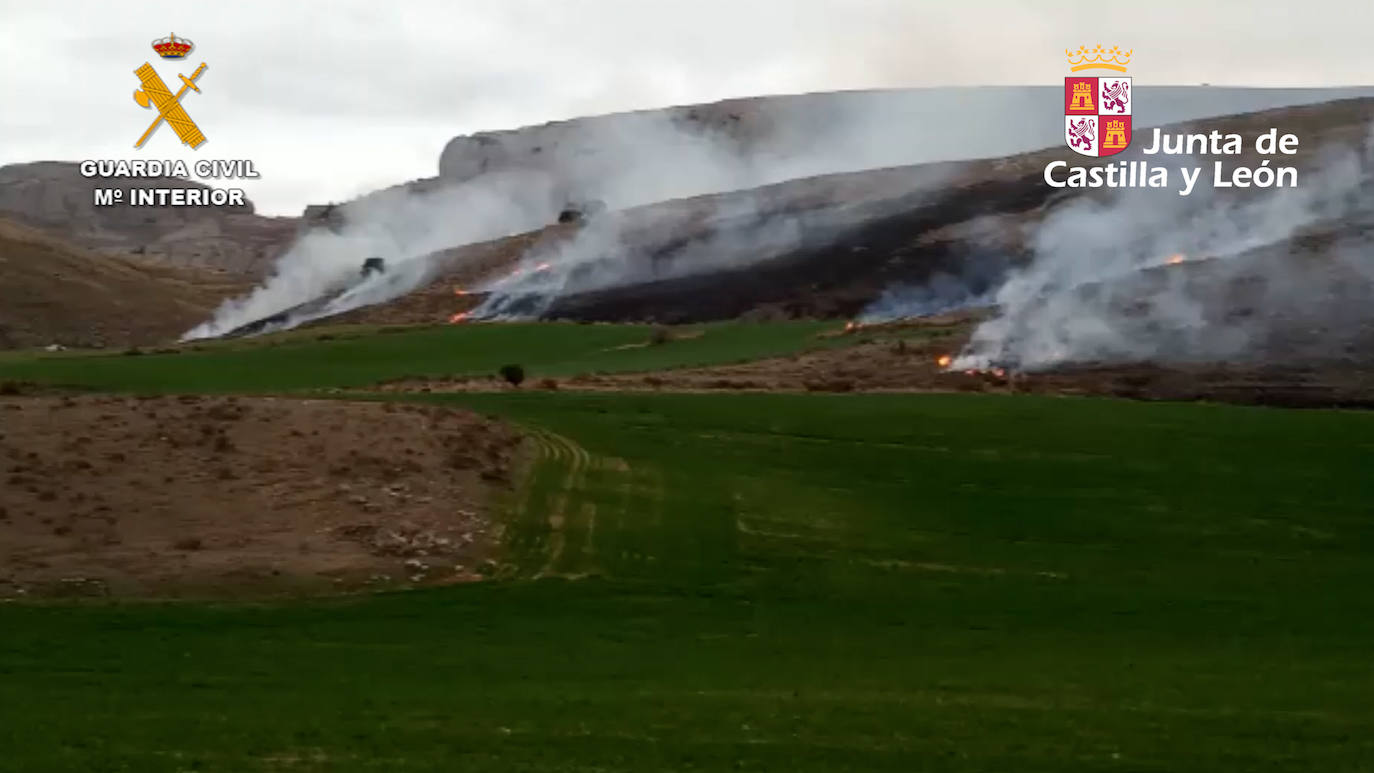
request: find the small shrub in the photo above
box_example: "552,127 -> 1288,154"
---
498,364 -> 526,387
538,378 -> 559,390
648,326 -> 673,346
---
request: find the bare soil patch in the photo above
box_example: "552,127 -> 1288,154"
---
0,395 -> 524,598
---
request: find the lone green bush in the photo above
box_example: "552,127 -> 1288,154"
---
498,364 -> 526,387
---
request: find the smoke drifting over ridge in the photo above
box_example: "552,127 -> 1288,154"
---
855,245 -> 1014,323
184,88 -> 1374,339
186,100 -> 920,338
954,124 -> 1374,371
468,182 -> 902,321
181,171 -> 563,339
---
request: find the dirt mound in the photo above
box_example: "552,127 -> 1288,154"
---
0,218 -> 251,349
0,395 -> 523,598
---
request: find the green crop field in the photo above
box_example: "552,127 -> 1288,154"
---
3,327 -> 1373,771
0,321 -> 841,393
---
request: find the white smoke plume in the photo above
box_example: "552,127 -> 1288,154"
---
855,239 -> 1016,323
181,171 -> 562,339
470,199 -> 812,319
466,167 -> 955,320
954,124 -> 1374,371
186,88 -> 1372,339
183,106 -> 881,338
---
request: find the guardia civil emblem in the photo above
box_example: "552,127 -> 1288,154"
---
133,33 -> 208,150
1063,45 -> 1132,158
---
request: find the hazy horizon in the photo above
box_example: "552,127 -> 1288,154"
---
5,0 -> 1373,215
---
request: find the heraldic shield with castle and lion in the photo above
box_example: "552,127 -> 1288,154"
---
1064,45 -> 1132,157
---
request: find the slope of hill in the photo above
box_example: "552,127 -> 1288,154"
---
0,218 -> 249,349
435,86 -> 1374,203
528,98 -> 1374,324
298,87 -> 1374,241
0,162 -> 296,276
306,98 -> 1373,341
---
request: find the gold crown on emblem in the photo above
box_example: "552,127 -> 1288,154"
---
152,32 -> 194,59
1066,45 -> 1131,72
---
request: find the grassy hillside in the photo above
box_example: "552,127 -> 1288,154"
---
3,391 -> 1372,771
0,321 -> 841,392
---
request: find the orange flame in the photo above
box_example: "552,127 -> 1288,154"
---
448,311 -> 470,324
1166,253 -> 1185,266
936,355 -> 952,369
454,287 -> 469,296
534,262 -> 552,273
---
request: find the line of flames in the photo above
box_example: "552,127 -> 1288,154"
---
447,262 -> 555,323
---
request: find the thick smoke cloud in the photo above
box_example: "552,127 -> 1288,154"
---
469,193 -> 821,320
187,89 -> 1374,340
954,124 -> 1374,371
182,171 -> 562,339
856,243 -> 1015,323
190,95 -> 949,336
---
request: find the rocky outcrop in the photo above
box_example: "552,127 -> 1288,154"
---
435,86 -> 1374,206
303,87 -> 1374,245
438,99 -> 767,193
0,161 -> 296,276
298,176 -> 451,235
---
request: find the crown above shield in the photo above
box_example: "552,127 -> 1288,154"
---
152,32 -> 194,59
1066,45 -> 1131,72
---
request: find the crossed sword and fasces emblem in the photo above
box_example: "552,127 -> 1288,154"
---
1068,117 -> 1096,151
133,62 -> 208,148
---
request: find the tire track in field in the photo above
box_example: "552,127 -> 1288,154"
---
522,427 -> 617,578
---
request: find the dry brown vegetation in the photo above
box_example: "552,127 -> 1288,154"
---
0,218 -> 251,349
370,307 -> 1374,409
0,394 -> 524,598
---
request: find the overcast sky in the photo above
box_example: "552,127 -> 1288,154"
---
4,0 -> 1373,216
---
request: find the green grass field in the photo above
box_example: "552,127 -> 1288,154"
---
3,325 -> 1373,771
0,321 -> 839,393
